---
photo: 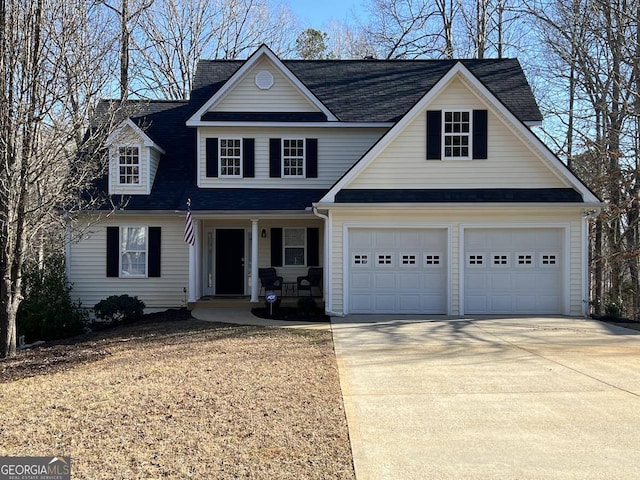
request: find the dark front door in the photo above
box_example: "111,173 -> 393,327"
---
216,229 -> 245,295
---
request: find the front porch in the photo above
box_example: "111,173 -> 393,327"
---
185,214 -> 326,306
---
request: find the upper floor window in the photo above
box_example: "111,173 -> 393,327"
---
220,138 -> 242,177
118,146 -> 140,184
443,111 -> 470,159
426,109 -> 487,160
282,139 -> 305,177
121,226 -> 147,276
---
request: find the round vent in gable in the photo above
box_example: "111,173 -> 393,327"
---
255,70 -> 274,90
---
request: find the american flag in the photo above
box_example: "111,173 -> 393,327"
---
184,199 -> 195,246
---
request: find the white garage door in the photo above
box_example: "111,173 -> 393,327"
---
348,229 -> 447,314
464,228 -> 564,314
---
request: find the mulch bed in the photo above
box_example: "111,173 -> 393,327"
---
594,315 -> 640,332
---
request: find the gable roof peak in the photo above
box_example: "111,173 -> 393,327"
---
187,45 -> 338,125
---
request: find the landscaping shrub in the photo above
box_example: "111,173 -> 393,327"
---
94,295 -> 145,325
297,297 -> 318,316
17,254 -> 88,344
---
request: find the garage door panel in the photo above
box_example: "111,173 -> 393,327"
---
374,231 -> 396,248
465,228 -> 563,315
375,295 -> 396,312
399,295 -> 421,312
466,295 -> 487,312
351,295 -> 372,312
466,272 -> 488,289
374,272 -> 397,289
490,273 -> 512,290
349,228 -> 447,314
351,272 -> 371,289
399,272 -> 421,289
491,296 -> 514,312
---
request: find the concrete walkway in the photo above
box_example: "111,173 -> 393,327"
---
331,315 -> 640,480
191,306 -> 330,330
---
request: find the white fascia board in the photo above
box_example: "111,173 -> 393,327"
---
319,62 -> 600,205
186,121 -> 393,128
186,45 -> 338,126
106,118 -> 166,154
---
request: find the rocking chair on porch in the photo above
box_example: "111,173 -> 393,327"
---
297,267 -> 323,297
258,268 -> 283,296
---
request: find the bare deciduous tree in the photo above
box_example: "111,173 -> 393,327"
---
130,0 -> 299,100
0,0 -> 121,358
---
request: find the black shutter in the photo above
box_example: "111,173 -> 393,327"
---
206,137 -> 218,177
472,109 -> 488,159
306,138 -> 318,178
148,227 -> 161,277
243,138 -> 255,177
426,110 -> 442,160
106,227 -> 119,277
269,138 -> 281,177
306,227 -> 320,266
270,228 -> 283,266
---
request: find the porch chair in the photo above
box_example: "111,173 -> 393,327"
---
258,268 -> 283,296
297,267 -> 323,297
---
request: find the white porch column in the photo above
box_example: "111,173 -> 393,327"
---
188,240 -> 197,303
250,219 -> 259,302
194,219 -> 202,301
188,219 -> 200,303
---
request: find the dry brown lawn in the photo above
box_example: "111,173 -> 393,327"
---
0,313 -> 354,479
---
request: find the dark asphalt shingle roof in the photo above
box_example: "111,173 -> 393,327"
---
93,55 -> 552,211
192,58 -> 543,123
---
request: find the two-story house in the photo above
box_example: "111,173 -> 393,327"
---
67,45 -> 601,316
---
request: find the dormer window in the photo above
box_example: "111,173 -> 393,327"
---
118,146 -> 141,184
282,139 -> 305,177
443,111 -> 470,159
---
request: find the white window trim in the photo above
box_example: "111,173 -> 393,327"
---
540,252 -> 559,267
282,138 -> 306,178
442,110 -> 472,160
120,226 -> 148,278
116,144 -> 143,186
491,252 -> 510,267
219,138 -> 243,178
375,252 -> 394,267
283,227 -> 306,266
516,252 -> 535,267
467,253 -> 485,267
400,252 -> 418,267
352,253 -> 370,267
424,252 -> 443,267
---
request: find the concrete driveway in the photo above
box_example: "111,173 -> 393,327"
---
331,316 -> 640,479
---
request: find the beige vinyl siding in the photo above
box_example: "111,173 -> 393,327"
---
212,57 -> 319,113
349,77 -> 569,190
149,147 -> 161,188
569,218 -> 584,314
198,127 -> 386,188
69,215 -> 188,309
327,207 -> 585,316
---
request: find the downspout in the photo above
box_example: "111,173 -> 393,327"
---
313,207 -> 341,317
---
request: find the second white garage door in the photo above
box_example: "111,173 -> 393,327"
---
464,228 -> 564,314
348,228 -> 448,314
